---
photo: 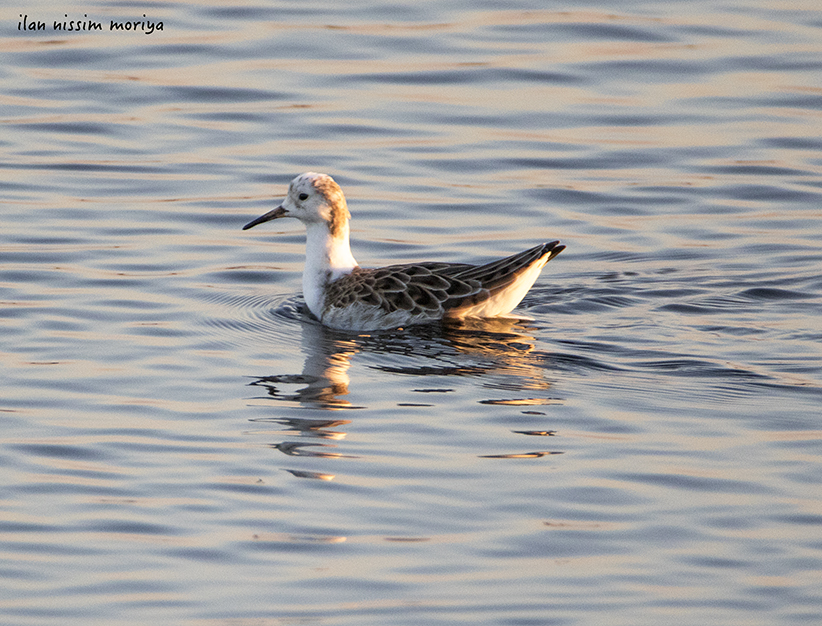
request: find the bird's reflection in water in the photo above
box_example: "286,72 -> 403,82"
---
270,440 -> 359,458
250,316 -> 555,406
247,314 -> 562,479
258,417 -> 350,440
248,320 -> 361,409
362,318 -> 558,395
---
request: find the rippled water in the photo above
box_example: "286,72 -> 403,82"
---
2,1 -> 822,624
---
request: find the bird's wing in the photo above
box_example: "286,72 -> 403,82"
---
450,241 -> 564,294
323,241 -> 564,319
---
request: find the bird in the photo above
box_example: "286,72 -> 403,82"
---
242,172 -> 564,331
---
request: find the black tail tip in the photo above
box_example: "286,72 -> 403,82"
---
544,241 -> 565,257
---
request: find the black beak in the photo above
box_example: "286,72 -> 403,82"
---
242,205 -> 288,230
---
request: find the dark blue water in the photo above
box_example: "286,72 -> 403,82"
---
2,1 -> 821,624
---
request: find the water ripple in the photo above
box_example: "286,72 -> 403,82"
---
4,2 -> 822,625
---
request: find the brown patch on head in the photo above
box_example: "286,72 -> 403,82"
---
311,174 -> 350,238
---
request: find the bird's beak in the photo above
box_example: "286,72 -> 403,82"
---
242,205 -> 288,230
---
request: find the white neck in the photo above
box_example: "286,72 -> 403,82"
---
302,221 -> 358,318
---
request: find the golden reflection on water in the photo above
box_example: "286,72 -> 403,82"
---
5,4 -> 820,621
248,316 -> 555,411
479,450 -> 563,459
245,316 -> 568,476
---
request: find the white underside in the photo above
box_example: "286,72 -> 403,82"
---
446,255 -> 548,319
320,301 -> 427,331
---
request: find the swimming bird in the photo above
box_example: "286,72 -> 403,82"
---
242,172 -> 564,331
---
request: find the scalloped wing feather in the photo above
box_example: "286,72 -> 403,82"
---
321,242 -> 564,329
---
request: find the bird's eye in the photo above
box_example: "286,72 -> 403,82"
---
298,193 -> 309,201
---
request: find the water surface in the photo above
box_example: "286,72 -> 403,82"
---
2,1 -> 822,624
